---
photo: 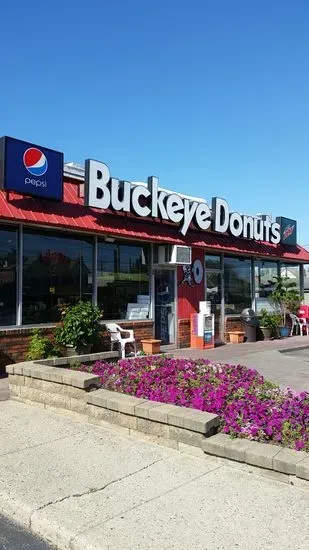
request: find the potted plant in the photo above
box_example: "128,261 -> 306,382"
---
56,301 -> 102,356
258,309 -> 274,340
271,276 -> 301,338
258,310 -> 281,340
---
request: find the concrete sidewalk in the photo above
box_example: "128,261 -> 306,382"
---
0,400 -> 308,550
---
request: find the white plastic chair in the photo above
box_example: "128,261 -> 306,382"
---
299,318 -> 309,336
289,314 -> 303,336
105,323 -> 137,359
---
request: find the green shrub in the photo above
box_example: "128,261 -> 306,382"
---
55,301 -> 102,351
27,330 -> 60,360
258,309 -> 281,330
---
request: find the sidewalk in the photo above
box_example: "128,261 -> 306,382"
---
0,399 -> 308,550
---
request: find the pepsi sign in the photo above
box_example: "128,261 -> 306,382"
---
276,217 -> 297,246
0,136 -> 63,200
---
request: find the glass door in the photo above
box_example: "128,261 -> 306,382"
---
206,271 -> 223,342
154,269 -> 176,344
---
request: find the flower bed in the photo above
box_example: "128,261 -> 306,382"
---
77,356 -> 309,452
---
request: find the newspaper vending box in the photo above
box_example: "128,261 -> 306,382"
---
190,312 -> 215,350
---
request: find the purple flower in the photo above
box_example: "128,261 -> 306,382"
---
76,356 -> 309,453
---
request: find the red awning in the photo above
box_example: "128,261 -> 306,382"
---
1,181 -> 309,262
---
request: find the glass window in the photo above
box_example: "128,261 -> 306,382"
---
23,231 -> 93,324
280,262 -> 300,289
97,241 -> 150,320
0,226 -> 17,326
205,254 -> 221,270
224,256 -> 252,314
254,260 -> 278,312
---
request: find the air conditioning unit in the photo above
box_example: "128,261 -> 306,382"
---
153,245 -> 192,265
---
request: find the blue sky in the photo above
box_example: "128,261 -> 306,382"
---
1,1 -> 309,244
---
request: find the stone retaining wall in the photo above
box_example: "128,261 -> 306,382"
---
6,361 -> 309,484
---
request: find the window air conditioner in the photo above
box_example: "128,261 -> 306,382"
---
153,245 -> 192,265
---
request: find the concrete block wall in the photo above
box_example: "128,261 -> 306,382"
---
6,361 -> 309,484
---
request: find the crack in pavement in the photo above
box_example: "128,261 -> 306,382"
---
68,463 -> 223,548
29,457 -> 166,530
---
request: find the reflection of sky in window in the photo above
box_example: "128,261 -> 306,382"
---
23,232 -> 93,270
98,243 -> 148,274
224,257 -> 251,281
0,229 -> 16,257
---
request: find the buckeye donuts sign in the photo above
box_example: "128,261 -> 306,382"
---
85,159 -> 296,245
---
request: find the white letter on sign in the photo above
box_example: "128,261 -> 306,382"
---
212,197 -> 229,233
85,159 -> 111,209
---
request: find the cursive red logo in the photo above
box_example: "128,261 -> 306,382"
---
283,224 -> 295,240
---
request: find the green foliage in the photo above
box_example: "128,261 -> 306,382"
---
271,276 -> 301,326
27,330 -> 60,360
55,301 -> 102,351
258,309 -> 281,329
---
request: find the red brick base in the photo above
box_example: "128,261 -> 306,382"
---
0,321 -> 154,373
177,319 -> 191,348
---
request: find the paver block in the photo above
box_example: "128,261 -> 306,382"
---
245,441 -> 281,469
137,417 -> 170,438
115,394 -> 147,415
224,438 -> 253,462
182,410 -> 219,434
201,433 -> 229,457
118,413 -> 138,430
166,407 -> 194,428
45,369 -> 64,384
87,390 -> 142,416
5,364 -> 14,374
134,400 -> 163,419
296,457 -> 309,481
168,426 -> 205,448
148,404 -> 181,423
273,448 -> 308,476
48,392 -> 71,409
10,385 -> 21,398
70,397 -> 89,415
63,371 -> 100,389
20,386 -> 49,405
86,388 -> 117,408
8,374 -> 24,386
16,362 -> 34,376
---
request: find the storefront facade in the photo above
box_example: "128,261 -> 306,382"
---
0,136 -> 309,367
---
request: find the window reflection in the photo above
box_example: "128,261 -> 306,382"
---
0,227 -> 17,326
280,263 -> 300,289
254,260 -> 278,312
23,231 -> 93,324
97,242 -> 150,320
205,254 -> 221,270
224,256 -> 252,314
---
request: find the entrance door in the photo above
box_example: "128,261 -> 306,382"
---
206,271 -> 223,342
154,269 -> 176,345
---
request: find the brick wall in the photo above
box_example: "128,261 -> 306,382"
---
177,319 -> 190,348
0,321 -> 154,373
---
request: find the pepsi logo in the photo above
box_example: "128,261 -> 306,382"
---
23,148 -> 48,176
